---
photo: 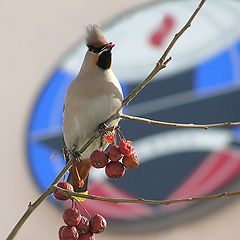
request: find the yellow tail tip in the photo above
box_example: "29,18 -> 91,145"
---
73,191 -> 88,202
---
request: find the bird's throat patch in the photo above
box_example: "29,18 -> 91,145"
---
97,51 -> 112,70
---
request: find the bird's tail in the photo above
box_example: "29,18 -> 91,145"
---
67,160 -> 91,202
63,138 -> 92,201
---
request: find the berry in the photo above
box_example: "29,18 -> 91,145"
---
78,179 -> 85,188
90,150 -> 109,168
76,216 -> 89,234
53,182 -> 74,201
102,132 -> 114,144
58,226 -> 66,240
89,214 -> 107,234
108,145 -> 123,162
122,154 -> 139,169
63,208 -> 81,227
119,139 -> 134,157
78,231 -> 95,240
61,226 -> 79,240
105,162 -> 125,179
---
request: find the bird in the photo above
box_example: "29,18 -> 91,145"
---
62,25 -> 123,200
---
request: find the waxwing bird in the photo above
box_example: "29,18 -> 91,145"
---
62,25 -> 123,199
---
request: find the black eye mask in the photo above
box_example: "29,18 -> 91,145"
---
87,42 -> 113,53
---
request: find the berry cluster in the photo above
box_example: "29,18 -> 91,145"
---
90,137 -> 139,179
54,182 -> 107,240
59,208 -> 107,240
53,131 -> 139,239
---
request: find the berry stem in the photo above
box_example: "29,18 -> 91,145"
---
117,128 -> 126,142
114,130 -> 117,145
71,198 -> 75,209
76,201 -> 92,219
63,174 -> 66,182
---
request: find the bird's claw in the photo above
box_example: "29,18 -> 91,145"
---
98,122 -> 108,131
70,145 -> 81,162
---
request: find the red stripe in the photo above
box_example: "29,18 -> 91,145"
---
162,148 -> 240,211
150,14 -> 175,47
81,182 -> 152,219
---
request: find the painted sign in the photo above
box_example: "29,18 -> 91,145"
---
27,0 -> 240,232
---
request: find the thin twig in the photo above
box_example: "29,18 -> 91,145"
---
50,149 -> 63,161
54,187 -> 240,205
77,201 -> 92,218
120,114 -> 240,130
159,0 -> 206,64
122,0 -> 206,107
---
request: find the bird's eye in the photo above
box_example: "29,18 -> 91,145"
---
87,45 -> 100,53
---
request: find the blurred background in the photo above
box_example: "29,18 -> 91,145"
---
1,0 -> 240,239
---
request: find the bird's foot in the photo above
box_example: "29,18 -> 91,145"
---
98,122 -> 108,131
70,145 -> 81,162
95,122 -> 108,137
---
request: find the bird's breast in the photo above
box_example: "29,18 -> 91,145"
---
62,68 -> 123,157
63,92 -> 122,151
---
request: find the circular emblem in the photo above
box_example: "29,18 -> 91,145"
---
27,0 -> 240,232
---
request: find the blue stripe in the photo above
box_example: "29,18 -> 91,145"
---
29,68 -> 75,132
27,68 -> 75,191
194,48 -> 234,94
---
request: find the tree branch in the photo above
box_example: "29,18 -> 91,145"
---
54,186 -> 240,206
122,0 -> 206,107
159,0 -> 206,64
6,158 -> 75,240
120,114 -> 240,130
6,127 -> 115,240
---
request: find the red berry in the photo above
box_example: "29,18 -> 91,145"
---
58,226 -> 66,240
119,139 -> 134,157
78,231 -> 95,240
63,208 -> 81,227
53,182 -> 74,201
122,154 -> 139,169
89,214 -> 107,234
61,226 -> 79,240
108,145 -> 123,162
90,150 -> 109,168
78,179 -> 85,188
102,132 -> 114,144
105,162 -> 125,179
76,216 -> 89,234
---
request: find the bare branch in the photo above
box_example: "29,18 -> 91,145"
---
120,114 -> 240,130
122,0 -> 207,107
159,0 -> 206,64
54,187 -> 240,206
6,126 -> 115,240
6,158 -> 74,240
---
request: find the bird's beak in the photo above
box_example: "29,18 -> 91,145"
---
102,42 -> 115,52
107,42 -> 115,49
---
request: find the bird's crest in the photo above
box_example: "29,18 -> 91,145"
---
85,25 -> 107,48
